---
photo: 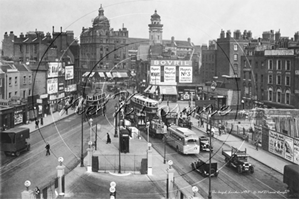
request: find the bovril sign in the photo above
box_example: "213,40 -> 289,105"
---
150,60 -> 193,83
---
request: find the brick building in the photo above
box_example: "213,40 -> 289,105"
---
80,5 -> 129,81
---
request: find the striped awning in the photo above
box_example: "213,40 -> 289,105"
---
144,85 -> 151,93
98,72 -> 105,77
82,72 -> 89,77
119,72 -> 128,78
105,72 -> 112,78
149,85 -> 158,94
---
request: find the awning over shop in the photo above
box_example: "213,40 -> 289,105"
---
112,72 -> 120,78
149,85 -> 158,94
159,86 -> 177,95
119,72 -> 128,78
144,85 -> 151,93
105,72 -> 112,78
98,72 -> 105,77
82,72 -> 89,77
89,72 -> 95,77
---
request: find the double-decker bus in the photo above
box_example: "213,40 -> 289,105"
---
165,125 -> 200,154
129,93 -> 159,128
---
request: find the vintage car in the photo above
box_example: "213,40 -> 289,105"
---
199,136 -> 213,151
191,158 -> 218,177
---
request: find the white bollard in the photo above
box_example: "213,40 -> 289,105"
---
21,180 -> 34,199
87,141 -> 93,172
56,157 -> 65,196
147,143 -> 153,175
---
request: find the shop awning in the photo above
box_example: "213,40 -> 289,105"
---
119,72 -> 128,78
82,72 -> 89,77
159,86 -> 177,95
144,85 -> 151,93
98,72 -> 105,77
149,85 -> 158,94
105,72 -> 112,78
112,72 -> 120,78
89,72 -> 95,77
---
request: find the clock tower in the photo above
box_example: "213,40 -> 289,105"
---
148,10 -> 163,45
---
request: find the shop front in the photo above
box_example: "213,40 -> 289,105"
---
177,86 -> 196,101
27,95 -> 39,121
0,106 -> 14,131
159,85 -> 178,102
13,104 -> 27,127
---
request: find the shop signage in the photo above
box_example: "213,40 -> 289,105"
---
150,66 -> 161,84
65,65 -> 74,80
36,99 -> 42,104
47,78 -> 58,94
269,130 -> 298,164
40,94 -> 48,99
65,84 -> 77,92
264,49 -> 294,56
14,109 -> 23,125
164,66 -> 176,83
179,67 -> 192,83
48,62 -> 64,78
151,60 -> 192,66
49,95 -> 57,100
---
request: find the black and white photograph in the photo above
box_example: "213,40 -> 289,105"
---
0,0 -> 299,198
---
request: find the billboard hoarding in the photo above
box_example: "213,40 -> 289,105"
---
179,67 -> 192,83
294,139 -> 299,164
164,66 -> 176,83
150,66 -> 161,84
47,78 -> 58,94
65,65 -> 74,80
48,62 -> 65,78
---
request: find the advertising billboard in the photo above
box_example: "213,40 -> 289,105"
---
150,66 -> 161,84
269,131 -> 284,157
294,139 -> 299,164
179,67 -> 192,83
48,62 -> 65,78
164,66 -> 176,83
65,65 -> 74,80
47,78 -> 58,94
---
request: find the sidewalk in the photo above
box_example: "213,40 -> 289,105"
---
189,116 -> 291,174
21,109 -> 76,133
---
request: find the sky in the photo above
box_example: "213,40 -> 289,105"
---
0,0 -> 299,46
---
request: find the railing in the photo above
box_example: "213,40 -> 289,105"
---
96,154 -> 146,174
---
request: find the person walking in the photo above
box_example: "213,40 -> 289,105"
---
255,140 -> 259,151
106,133 -> 111,144
35,118 -> 39,129
40,117 -> 43,126
45,143 -> 50,156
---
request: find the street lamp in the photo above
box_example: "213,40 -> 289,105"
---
192,186 -> 199,198
114,104 -> 118,138
208,115 -> 212,199
89,118 -> 93,143
146,121 -> 150,144
241,99 -> 245,110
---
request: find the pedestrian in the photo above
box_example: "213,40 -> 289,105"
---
45,143 -> 50,156
255,140 -> 259,151
106,133 -> 111,144
200,118 -> 204,127
35,118 -> 39,129
198,119 -> 200,127
40,117 -> 43,126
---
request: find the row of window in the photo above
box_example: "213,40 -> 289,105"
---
268,60 -> 291,71
8,76 -> 32,86
17,44 -> 38,54
8,89 -> 31,98
268,74 -> 290,86
268,89 -> 291,104
82,38 -> 126,44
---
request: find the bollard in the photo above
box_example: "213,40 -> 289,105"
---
147,143 -> 153,175
166,160 -> 174,199
21,180 -> 34,199
87,141 -> 93,172
56,157 -> 65,196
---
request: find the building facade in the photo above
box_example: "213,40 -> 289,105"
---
80,5 -> 129,81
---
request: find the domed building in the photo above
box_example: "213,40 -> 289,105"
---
80,5 -> 129,81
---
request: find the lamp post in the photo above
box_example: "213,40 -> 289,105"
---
89,118 -> 93,143
241,99 -> 244,110
114,104 -> 118,138
192,186 -> 199,198
208,114 -> 212,199
80,96 -> 84,167
146,121 -> 150,144
163,134 -> 167,164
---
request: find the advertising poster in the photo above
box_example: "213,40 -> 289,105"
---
179,67 -> 192,83
268,131 -> 284,158
14,110 -> 23,125
164,66 -> 176,82
65,65 -> 74,80
47,78 -> 58,94
284,136 -> 294,162
294,139 -> 299,164
48,62 -> 65,78
150,66 -> 161,84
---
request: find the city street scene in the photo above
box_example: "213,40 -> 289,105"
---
0,0 -> 299,198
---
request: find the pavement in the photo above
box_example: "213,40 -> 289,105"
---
15,95 -> 293,198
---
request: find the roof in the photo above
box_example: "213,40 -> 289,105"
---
0,64 -> 14,72
14,63 -> 30,72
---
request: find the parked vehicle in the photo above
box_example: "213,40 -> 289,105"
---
1,127 -> 30,156
149,118 -> 166,139
178,117 -> 192,129
222,147 -> 254,174
199,136 -> 213,151
283,164 -> 299,195
191,158 -> 218,177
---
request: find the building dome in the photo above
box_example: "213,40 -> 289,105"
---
93,5 -> 109,27
151,10 -> 160,20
